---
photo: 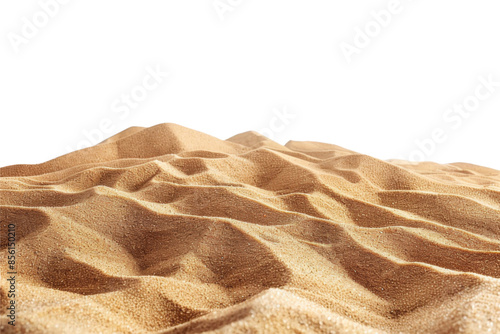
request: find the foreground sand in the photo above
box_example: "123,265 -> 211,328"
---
1,123 -> 499,333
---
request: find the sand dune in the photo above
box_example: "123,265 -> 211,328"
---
1,123 -> 499,333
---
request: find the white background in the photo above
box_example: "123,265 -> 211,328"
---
1,0 -> 499,169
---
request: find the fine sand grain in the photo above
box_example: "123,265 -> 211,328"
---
1,123 -> 499,333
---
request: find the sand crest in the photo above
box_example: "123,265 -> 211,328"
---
1,123 -> 499,333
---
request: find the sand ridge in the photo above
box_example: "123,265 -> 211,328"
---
1,123 -> 499,333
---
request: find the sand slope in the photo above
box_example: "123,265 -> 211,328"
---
1,123 -> 499,333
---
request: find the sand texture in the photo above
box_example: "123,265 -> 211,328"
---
1,123 -> 500,333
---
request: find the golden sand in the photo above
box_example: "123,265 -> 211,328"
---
1,123 -> 499,333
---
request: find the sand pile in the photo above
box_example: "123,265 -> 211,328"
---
1,123 -> 499,333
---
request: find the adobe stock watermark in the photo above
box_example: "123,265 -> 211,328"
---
213,0 -> 244,21
339,0 -> 414,64
65,64 -> 169,153
399,74 -> 499,162
258,105 -> 296,141
7,0 -> 71,54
